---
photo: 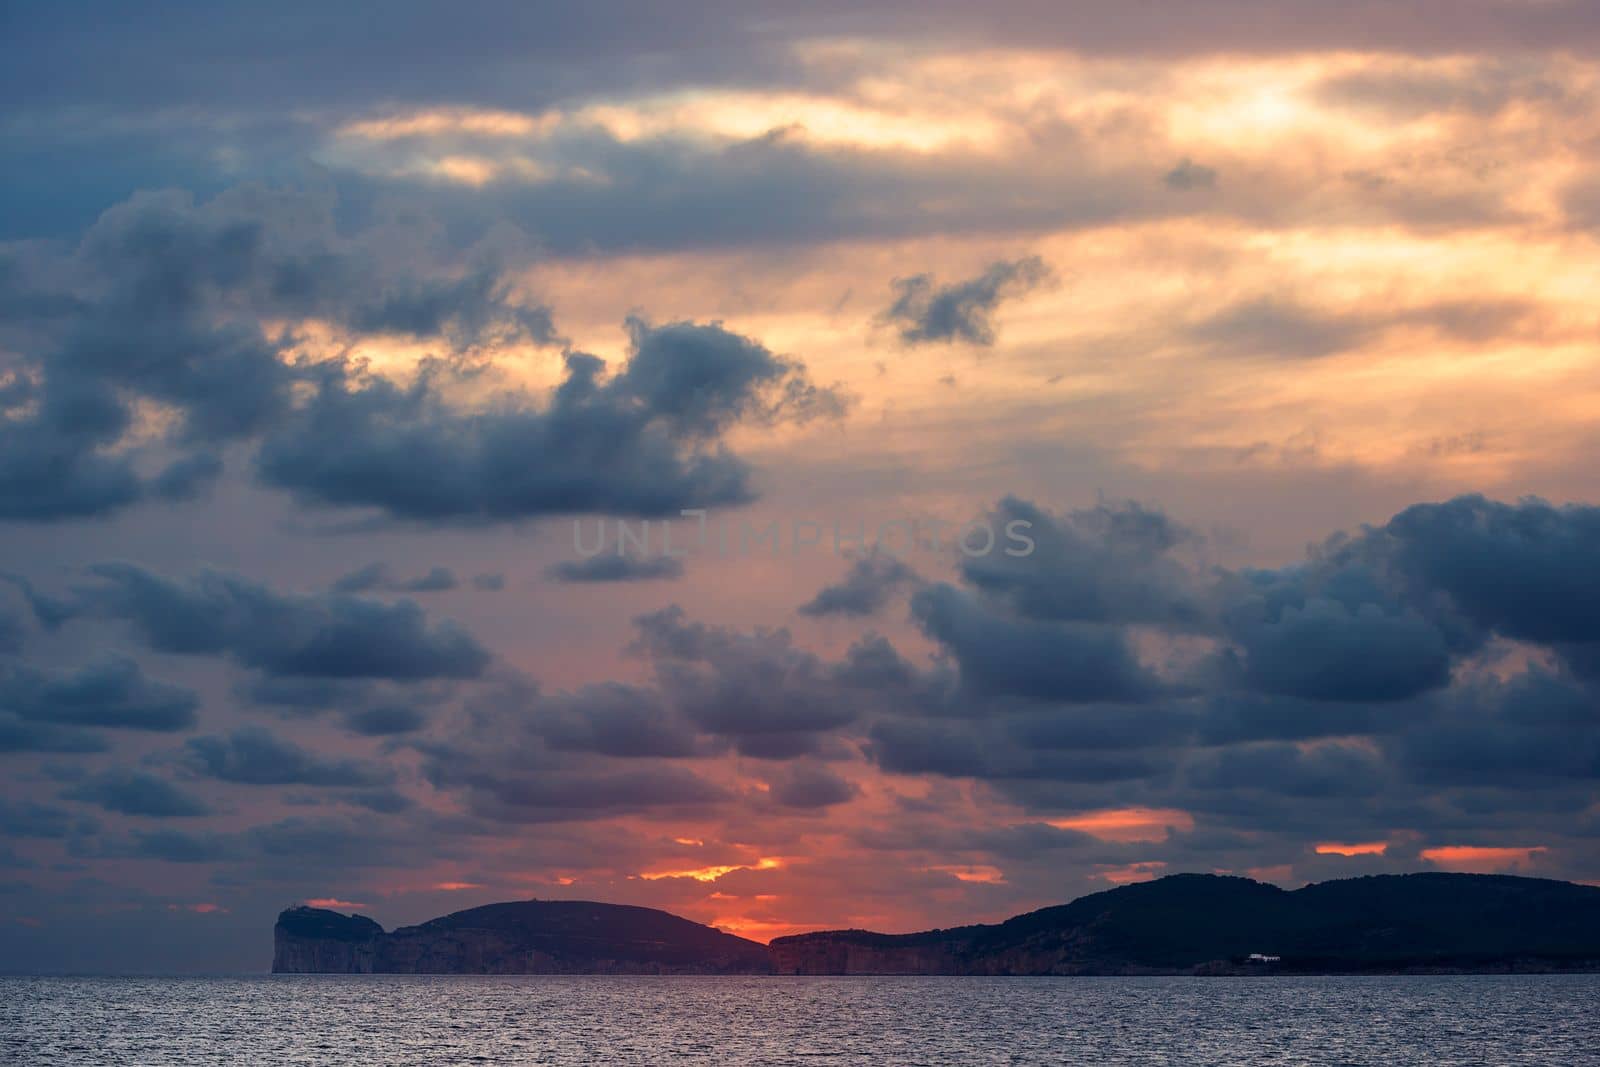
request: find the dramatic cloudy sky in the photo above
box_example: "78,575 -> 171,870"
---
4,1 -> 1600,971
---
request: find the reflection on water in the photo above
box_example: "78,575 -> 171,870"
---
3,973 -> 1595,1065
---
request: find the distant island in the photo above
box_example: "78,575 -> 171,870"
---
274,872 -> 1600,975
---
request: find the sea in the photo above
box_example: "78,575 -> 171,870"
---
2,974 -> 1595,1065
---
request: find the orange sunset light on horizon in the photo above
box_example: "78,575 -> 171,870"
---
1420,846 -> 1550,874
1315,842 -> 1389,857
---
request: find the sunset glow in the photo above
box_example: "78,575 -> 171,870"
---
4,0 -> 1600,977
1421,847 -> 1551,874
1315,843 -> 1390,857
1047,809 -> 1197,843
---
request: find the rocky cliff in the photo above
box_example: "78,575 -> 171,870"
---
273,906 -> 382,973
272,899 -> 772,974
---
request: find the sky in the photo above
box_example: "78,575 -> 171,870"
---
3,0 -> 1600,972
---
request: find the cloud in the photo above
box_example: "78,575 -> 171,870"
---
882,256 -> 1051,346
1314,61 -> 1564,118
0,657 -> 198,731
522,682 -> 703,759
0,605 -> 23,654
182,726 -> 393,787
1224,598 -> 1453,702
545,554 -> 685,583
0,714 -> 106,754
256,318 -> 844,522
766,764 -> 858,809
959,497 -> 1204,626
65,770 -> 211,817
798,552 -> 918,617
331,564 -> 459,594
151,452 -> 224,502
340,705 -> 429,736
1186,297 -> 1542,360
1164,158 -> 1217,190
0,185 -> 580,524
631,606 -> 875,756
1392,670 -> 1600,787
910,584 -> 1161,704
0,799 -> 96,839
1382,495 -> 1600,645
51,564 -> 491,681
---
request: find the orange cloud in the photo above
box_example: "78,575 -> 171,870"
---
925,864 -> 1007,884
304,897 -> 367,910
1315,841 -> 1389,856
1420,846 -> 1548,874
1047,808 -> 1195,843
639,858 -> 783,882
432,882 -> 485,891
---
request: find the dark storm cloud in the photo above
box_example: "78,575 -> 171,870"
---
64,770 -> 212,817
340,705 -> 430,737
866,717 -> 1173,784
845,492 -> 1600,844
420,740 -> 731,822
0,715 -> 106,754
1007,702 -> 1195,752
1184,742 -> 1389,800
545,554 -> 685,583
182,727 -> 394,787
0,186 -> 562,520
234,676 -> 372,715
0,379 -> 143,520
910,584 -> 1160,704
1391,670 -> 1600,787
631,606 -> 872,746
1381,495 -> 1600,645
798,552 -> 918,617
48,564 -> 490,681
958,497 -> 1203,626
882,257 -> 1051,346
0,657 -> 198,731
1221,598 -> 1453,703
528,683 -> 704,758
255,319 -> 843,522
766,764 -> 859,809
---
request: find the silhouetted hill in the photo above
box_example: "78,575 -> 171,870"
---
769,873 -> 1600,974
274,874 -> 1600,975
273,899 -> 772,974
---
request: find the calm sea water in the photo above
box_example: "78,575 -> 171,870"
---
2,974 -> 1595,1065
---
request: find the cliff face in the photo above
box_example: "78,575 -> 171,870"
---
273,907 -> 382,974
272,899 -> 772,974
